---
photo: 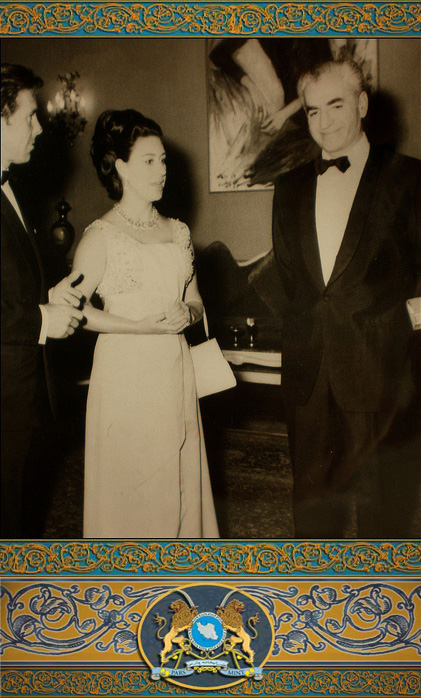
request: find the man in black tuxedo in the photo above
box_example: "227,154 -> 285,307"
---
1,63 -> 84,537
272,59 -> 421,538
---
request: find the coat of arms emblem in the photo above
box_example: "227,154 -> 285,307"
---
138,584 -> 273,690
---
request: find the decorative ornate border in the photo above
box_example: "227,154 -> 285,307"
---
1,6 -> 420,695
2,579 -> 420,660
2,667 -> 421,696
0,2 -> 420,38
1,540 -> 420,576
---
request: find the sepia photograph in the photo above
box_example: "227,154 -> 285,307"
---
2,34 -> 420,541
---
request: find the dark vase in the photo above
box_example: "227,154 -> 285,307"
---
50,199 -> 75,256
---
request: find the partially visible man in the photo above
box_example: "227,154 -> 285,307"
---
1,63 -> 84,537
272,59 -> 421,538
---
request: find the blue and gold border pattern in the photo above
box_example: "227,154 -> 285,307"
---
2,578 -> 420,659
1,4 -> 420,695
2,667 -> 421,695
0,2 -> 420,38
1,540 -> 420,576
2,543 -> 420,694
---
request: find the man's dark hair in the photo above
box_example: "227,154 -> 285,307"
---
1,63 -> 43,119
297,58 -> 366,105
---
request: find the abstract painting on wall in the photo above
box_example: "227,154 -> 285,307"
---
207,38 -> 378,192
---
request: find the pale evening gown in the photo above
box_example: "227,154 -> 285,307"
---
83,217 -> 219,538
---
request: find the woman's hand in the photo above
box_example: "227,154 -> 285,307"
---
160,301 -> 191,334
136,312 -> 169,334
135,304 -> 189,335
80,305 -> 190,336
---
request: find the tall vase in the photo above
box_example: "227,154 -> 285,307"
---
50,199 -> 75,257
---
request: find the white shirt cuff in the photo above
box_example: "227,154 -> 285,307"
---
406,297 -> 421,330
38,304 -> 49,344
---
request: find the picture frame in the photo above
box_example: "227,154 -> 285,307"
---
1,3 -> 420,697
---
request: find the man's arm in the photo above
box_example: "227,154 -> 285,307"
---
39,269 -> 85,341
272,177 -> 294,303
409,162 -> 421,298
1,294 -> 83,344
402,158 -> 421,330
1,254 -> 84,345
1,297 -> 43,346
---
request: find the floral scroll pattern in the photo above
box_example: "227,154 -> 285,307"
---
1,541 -> 420,576
1,668 -> 421,695
242,583 -> 421,658
1,581 -> 420,658
1,582 -> 176,656
0,3 -> 420,38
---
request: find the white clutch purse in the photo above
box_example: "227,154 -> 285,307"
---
189,311 -> 237,398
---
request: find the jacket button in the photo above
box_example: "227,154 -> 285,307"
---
324,294 -> 330,302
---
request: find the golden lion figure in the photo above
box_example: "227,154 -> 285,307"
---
217,600 -> 259,665
155,600 -> 198,664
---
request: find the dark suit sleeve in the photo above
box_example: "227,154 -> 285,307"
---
408,162 -> 421,298
1,294 -> 42,346
1,217 -> 43,347
272,177 -> 294,303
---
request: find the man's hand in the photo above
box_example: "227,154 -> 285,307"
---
43,303 -> 84,339
49,270 -> 84,308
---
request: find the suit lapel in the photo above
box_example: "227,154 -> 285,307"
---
327,147 -> 383,287
1,189 -> 44,295
298,165 -> 326,291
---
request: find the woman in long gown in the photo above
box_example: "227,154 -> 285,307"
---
72,109 -> 219,538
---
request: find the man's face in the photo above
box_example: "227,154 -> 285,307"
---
1,89 -> 42,168
303,69 -> 368,157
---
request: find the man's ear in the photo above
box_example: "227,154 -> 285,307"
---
358,91 -> 369,119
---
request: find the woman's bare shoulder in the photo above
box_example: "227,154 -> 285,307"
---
81,213 -> 116,240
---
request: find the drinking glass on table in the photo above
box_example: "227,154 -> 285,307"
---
246,317 -> 258,347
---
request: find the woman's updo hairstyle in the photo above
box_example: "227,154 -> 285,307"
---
90,109 -> 163,200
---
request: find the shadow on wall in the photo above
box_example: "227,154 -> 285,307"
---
156,140 -> 197,229
8,118 -> 76,291
365,90 -> 404,150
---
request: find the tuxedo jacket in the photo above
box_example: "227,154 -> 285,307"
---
272,145 -> 421,411
1,189 -> 54,431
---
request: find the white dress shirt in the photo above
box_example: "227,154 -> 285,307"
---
2,168 -> 49,344
315,133 -> 370,285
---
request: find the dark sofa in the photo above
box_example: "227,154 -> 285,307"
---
190,241 -> 285,349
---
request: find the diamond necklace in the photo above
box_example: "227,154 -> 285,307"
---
113,203 -> 158,230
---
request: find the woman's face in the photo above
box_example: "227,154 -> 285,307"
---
120,135 -> 166,203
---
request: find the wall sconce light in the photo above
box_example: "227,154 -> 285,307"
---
47,71 -> 87,144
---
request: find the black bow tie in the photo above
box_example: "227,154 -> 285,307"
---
316,156 -> 350,176
1,170 -> 10,186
